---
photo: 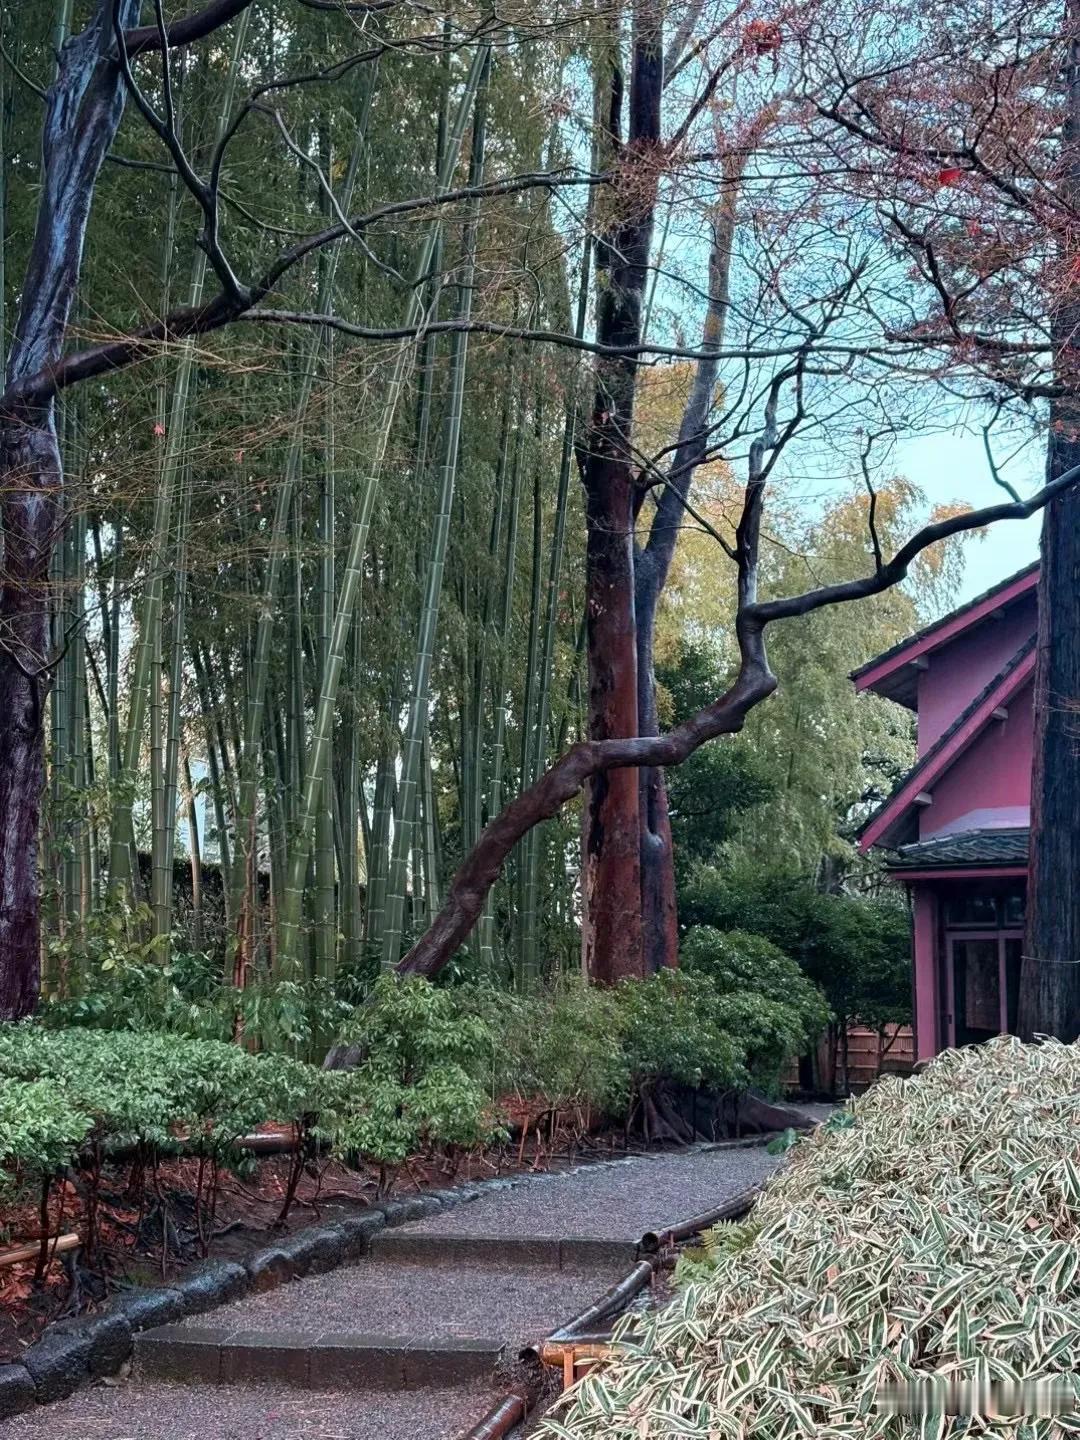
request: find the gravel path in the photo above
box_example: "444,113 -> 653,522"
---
405,1144 -> 781,1241
5,1378 -> 496,1439
5,1142 -> 798,1440
178,1258 -> 626,1341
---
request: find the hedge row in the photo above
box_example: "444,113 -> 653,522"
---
2,934 -> 830,1196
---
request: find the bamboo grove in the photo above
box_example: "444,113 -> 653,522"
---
2,0 -> 594,1006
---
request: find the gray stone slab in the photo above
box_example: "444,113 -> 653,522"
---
134,1325 -> 223,1383
219,1329 -> 311,1387
558,1237 -> 638,1268
400,1336 -> 503,1389
370,1230 -> 562,1267
307,1333 -> 407,1390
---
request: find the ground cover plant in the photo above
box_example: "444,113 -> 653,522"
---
544,1036 -> 1080,1439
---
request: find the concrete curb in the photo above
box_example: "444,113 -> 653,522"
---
370,1230 -> 638,1270
134,1324 -> 505,1390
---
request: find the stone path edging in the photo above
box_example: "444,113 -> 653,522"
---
135,1324 -> 504,1390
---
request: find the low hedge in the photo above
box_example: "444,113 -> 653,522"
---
2,952 -> 829,1203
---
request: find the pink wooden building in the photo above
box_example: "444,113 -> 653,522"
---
853,563 -> 1037,1061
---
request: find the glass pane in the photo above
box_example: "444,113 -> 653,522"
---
1003,890 -> 1026,927
1005,938 -> 1022,1033
953,938 -> 1001,1040
945,894 -> 998,927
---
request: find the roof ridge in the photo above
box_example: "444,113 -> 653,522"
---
850,560 -> 1037,683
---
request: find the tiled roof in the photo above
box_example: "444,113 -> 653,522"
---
850,561 -> 1037,683
888,827 -> 1029,869
858,635 -> 1036,844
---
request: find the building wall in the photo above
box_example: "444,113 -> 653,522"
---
916,594 -> 1036,754
912,887 -> 939,1061
919,680 -> 1033,840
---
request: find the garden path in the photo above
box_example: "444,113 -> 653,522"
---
5,1137 -> 797,1440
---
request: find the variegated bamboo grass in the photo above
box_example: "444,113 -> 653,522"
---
546,1038 -> 1080,1440
276,42 -> 493,978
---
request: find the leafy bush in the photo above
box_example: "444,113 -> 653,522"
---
680,927 -> 831,1056
472,981 -> 629,1119
0,1080 -> 91,1200
545,1037 -> 1080,1440
0,1027 -> 329,1164
615,971 -> 745,1094
328,976 -> 502,1166
710,993 -> 813,1094
44,954 -> 351,1054
680,862 -> 911,1029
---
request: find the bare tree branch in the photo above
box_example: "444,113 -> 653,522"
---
396,440 -> 1080,981
124,0 -> 258,56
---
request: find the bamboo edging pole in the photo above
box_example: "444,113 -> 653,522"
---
0,1233 -> 80,1269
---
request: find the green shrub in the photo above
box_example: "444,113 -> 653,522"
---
0,1025 -> 333,1196
0,1080 -> 91,1199
44,958 -> 351,1054
328,976 -> 502,1166
473,981 -> 629,1118
680,926 -> 831,1053
615,971 -> 746,1095
680,863 -> 911,1030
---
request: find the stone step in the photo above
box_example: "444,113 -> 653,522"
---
369,1229 -> 637,1269
168,1254 -> 628,1359
135,1324 -> 505,1390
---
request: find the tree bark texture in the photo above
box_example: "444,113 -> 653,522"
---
1020,0 -> 1080,1042
579,1 -> 662,984
0,1 -> 140,1019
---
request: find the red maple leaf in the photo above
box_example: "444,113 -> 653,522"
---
937,168 -> 964,187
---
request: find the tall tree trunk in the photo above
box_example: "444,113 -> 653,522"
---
579,2 -> 662,984
0,1 -> 140,1020
1019,1 -> 1080,1042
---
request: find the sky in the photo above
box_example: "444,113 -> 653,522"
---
891,428 -> 1044,605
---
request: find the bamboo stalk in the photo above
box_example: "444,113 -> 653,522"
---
182,749 -> 204,950
109,14 -> 250,899
228,108 -> 373,974
378,51 -> 491,969
276,42 -> 493,978
0,1234 -> 80,1270
314,328 -> 337,983
477,378 -> 528,973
